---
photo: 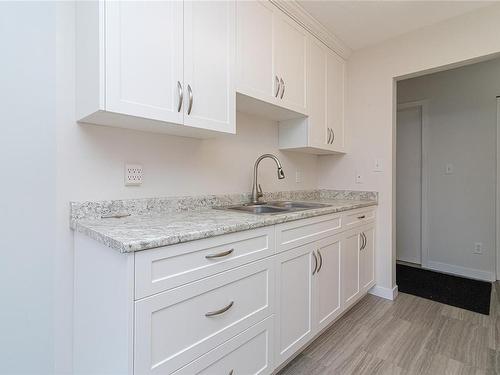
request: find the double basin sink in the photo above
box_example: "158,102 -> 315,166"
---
218,201 -> 332,215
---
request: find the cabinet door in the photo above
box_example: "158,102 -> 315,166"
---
183,1 -> 235,133
273,12 -> 307,112
105,1 -> 183,124
275,244 -> 315,366
360,225 -> 376,292
307,37 -> 328,148
327,51 -> 346,151
315,235 -> 342,332
342,230 -> 361,308
236,1 -> 275,102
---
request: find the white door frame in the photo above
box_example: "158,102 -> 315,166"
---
496,97 -> 500,280
396,100 -> 430,268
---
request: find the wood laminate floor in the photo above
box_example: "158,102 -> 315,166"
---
278,283 -> 500,375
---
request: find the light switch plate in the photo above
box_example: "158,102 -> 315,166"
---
125,163 -> 143,186
445,163 -> 454,175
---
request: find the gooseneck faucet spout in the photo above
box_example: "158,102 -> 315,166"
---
251,154 -> 285,204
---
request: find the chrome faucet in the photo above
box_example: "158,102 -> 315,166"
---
251,154 -> 285,204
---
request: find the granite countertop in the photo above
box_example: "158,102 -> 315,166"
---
74,198 -> 377,253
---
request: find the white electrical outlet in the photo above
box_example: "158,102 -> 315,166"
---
295,170 -> 301,183
355,171 -> 363,184
125,163 -> 143,186
473,242 -> 483,254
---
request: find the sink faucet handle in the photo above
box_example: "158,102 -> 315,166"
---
258,184 -> 263,198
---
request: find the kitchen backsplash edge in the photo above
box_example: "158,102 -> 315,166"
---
69,189 -> 378,229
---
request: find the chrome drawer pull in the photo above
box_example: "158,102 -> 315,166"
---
280,77 -> 285,99
357,215 -> 366,219
205,248 -> 234,259
317,250 -> 323,273
205,301 -> 234,317
312,251 -> 318,275
275,75 -> 280,97
187,84 -> 193,115
177,81 -> 183,112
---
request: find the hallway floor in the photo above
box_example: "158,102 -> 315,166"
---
278,283 -> 500,375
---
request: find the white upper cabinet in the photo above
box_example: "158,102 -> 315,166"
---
236,1 -> 274,102
273,12 -> 307,113
236,1 -> 307,120
104,1 -> 183,125
183,1 -> 235,133
306,37 -> 328,149
76,0 -> 235,138
278,35 -> 346,154
327,51 -> 346,151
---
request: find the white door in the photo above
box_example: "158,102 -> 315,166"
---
360,225 -> 375,292
342,230 -> 361,308
396,106 -> 422,264
314,235 -> 342,332
327,51 -> 345,151
183,1 -> 235,133
105,1 -> 184,124
307,37 -> 328,148
273,12 -> 307,113
236,1 -> 275,102
275,243 -> 315,366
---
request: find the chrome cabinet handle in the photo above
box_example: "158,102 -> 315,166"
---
363,233 -> 368,250
317,250 -> 323,273
327,128 -> 332,144
331,130 -> 335,143
359,233 -> 364,251
177,81 -> 183,112
275,75 -> 280,97
205,248 -> 234,259
205,301 -> 234,317
357,215 -> 366,219
187,84 -> 193,115
280,77 -> 285,99
360,232 -> 366,250
312,251 -> 318,275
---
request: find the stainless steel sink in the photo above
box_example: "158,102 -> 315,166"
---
266,201 -> 332,210
216,201 -> 332,215
224,204 -> 289,215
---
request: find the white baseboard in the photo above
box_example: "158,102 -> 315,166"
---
369,285 -> 398,300
425,261 -> 495,282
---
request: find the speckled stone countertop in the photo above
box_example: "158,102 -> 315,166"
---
72,190 -> 377,253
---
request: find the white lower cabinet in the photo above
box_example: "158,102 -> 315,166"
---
360,225 -> 376,293
134,258 -> 274,374
314,235 -> 342,332
342,229 -> 362,308
74,208 -> 376,375
172,316 -> 274,375
275,244 -> 315,364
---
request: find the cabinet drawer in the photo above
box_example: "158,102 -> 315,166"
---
134,258 -> 275,375
275,213 -> 341,252
135,227 -> 275,299
343,207 -> 376,229
172,316 -> 274,375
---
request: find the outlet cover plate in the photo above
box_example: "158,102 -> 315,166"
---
125,163 -> 143,186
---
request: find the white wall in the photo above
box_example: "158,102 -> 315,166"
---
318,4 -> 500,293
55,2 -> 318,373
0,2 -> 56,374
397,59 -> 500,280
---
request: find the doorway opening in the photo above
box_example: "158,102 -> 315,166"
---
394,58 -> 500,313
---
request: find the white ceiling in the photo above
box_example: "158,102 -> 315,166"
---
298,1 -> 495,51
